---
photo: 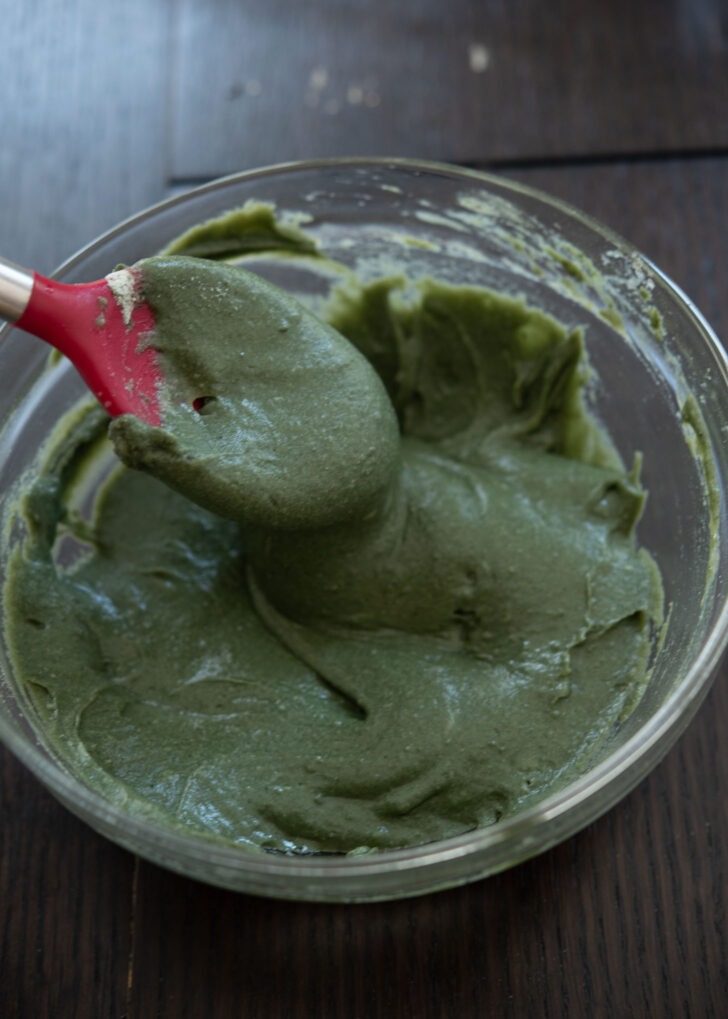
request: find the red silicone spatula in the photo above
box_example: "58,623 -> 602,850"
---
0,255 -> 162,425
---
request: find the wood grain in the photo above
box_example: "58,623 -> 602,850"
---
169,0 -> 728,180
0,0 -> 170,272
0,747 -> 135,1018
1,0 -> 727,1015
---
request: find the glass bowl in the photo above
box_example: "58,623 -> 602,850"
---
1,158 -> 727,902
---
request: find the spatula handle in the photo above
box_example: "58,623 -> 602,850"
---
0,256 -> 34,321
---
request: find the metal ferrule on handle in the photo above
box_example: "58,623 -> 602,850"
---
0,256 -> 34,321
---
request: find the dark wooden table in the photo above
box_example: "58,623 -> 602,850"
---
2,2 -> 727,1015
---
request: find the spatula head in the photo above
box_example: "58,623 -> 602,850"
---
17,267 -> 163,425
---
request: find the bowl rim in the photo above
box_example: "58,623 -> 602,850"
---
2,155 -> 727,897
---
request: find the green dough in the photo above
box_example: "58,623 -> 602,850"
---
3,215 -> 663,854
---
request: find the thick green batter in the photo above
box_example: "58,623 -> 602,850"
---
3,215 -> 663,853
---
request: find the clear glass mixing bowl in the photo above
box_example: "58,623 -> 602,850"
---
1,159 -> 726,902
